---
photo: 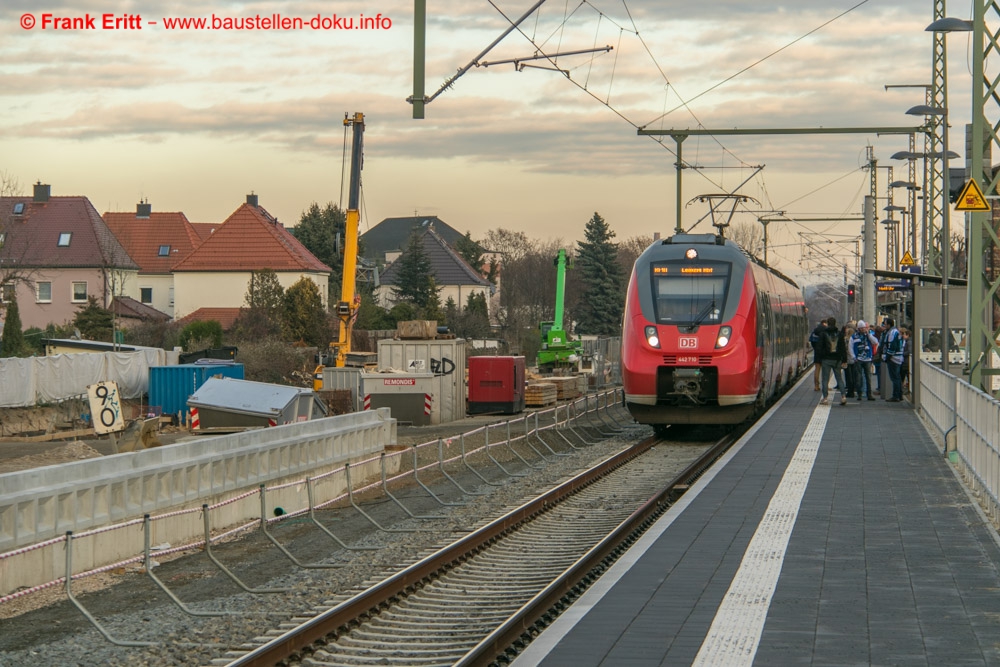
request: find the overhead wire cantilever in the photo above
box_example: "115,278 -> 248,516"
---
687,193 -> 761,235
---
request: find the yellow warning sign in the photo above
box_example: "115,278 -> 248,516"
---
955,179 -> 991,211
900,251 -> 915,266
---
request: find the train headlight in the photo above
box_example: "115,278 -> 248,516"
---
715,326 -> 732,349
644,325 -> 660,349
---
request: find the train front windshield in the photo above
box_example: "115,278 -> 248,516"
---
651,261 -> 731,325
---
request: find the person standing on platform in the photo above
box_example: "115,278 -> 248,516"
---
810,319 -> 827,391
843,321 -> 857,398
872,321 -> 887,396
819,317 -> 848,406
900,327 -> 912,395
882,318 -> 905,402
848,320 -> 878,401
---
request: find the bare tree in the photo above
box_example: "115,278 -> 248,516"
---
0,171 -> 22,197
617,235 -> 655,274
483,229 -> 569,356
950,231 -> 967,279
1,173 -> 38,314
727,222 -> 764,258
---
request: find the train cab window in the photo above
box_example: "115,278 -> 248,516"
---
651,261 -> 730,324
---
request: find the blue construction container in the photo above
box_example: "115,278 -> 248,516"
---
148,362 -> 245,416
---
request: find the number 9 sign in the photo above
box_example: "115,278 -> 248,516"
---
87,380 -> 125,435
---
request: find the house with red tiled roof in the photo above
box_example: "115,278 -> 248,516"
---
103,201 -> 202,318
0,183 -> 140,329
189,222 -> 219,243
170,195 -> 332,321
175,307 -> 242,331
111,295 -> 172,325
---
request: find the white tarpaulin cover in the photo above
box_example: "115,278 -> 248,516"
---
0,358 -> 35,408
0,349 -> 177,408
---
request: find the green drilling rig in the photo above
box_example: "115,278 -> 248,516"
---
537,248 -> 584,374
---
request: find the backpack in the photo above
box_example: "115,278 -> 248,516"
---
824,331 -> 837,355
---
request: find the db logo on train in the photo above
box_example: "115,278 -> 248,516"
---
679,337 -> 698,349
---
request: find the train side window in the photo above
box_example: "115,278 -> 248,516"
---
757,293 -> 769,347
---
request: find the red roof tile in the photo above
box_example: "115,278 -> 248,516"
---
189,222 -> 219,242
172,203 -> 331,273
103,211 -> 203,273
111,296 -> 171,322
1,195 -> 138,270
176,307 -> 242,330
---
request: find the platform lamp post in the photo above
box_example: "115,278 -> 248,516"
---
907,103 -> 956,373
890,180 -> 920,263
891,149 -> 959,273
925,16 -> 1000,392
883,205 -> 906,268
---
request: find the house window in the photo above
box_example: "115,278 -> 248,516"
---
158,245 -> 170,256
71,281 -> 88,303
168,286 -> 174,307
36,281 -> 52,303
0,232 -> 5,248
140,287 -> 153,304
57,232 -> 72,247
1,283 -> 13,303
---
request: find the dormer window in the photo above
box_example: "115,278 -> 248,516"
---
57,232 -> 72,247
12,203 -> 24,215
158,245 -> 170,256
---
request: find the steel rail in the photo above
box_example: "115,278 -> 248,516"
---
224,434 -> 666,667
456,431 -> 736,666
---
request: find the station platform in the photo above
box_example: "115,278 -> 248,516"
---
514,376 -> 1000,665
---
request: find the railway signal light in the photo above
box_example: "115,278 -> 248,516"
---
847,284 -> 856,303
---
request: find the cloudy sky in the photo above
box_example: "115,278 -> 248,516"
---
0,0 -> 975,283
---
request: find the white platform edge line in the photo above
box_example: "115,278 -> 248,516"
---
691,399 -> 830,666
511,374 -> 814,666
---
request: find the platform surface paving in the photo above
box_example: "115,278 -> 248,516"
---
513,379 -> 1000,666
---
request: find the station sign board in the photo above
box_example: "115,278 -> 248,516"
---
876,280 -> 911,292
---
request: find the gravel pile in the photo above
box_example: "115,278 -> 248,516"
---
0,420 -> 650,667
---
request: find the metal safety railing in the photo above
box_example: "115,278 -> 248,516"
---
0,387 -> 633,648
917,361 -> 1000,525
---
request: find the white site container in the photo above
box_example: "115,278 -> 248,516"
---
360,373 -> 438,426
376,339 -> 467,424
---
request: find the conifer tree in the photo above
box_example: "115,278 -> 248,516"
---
293,202 -> 347,302
0,297 -> 24,357
392,233 -> 440,312
232,269 -> 285,340
73,296 -> 114,341
283,277 -> 328,346
575,212 -> 624,336
454,231 -> 486,274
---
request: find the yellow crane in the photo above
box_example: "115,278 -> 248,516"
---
314,112 -> 364,390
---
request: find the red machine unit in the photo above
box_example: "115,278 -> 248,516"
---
467,356 -> 526,415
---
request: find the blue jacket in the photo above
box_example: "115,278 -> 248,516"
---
882,327 -> 904,364
848,331 -> 878,363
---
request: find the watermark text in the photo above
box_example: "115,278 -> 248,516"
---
19,12 -> 393,31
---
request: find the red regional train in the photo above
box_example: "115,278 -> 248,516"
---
622,233 -> 810,428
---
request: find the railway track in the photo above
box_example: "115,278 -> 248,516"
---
221,431 -> 733,667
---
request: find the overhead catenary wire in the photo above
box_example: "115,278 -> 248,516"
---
454,0 -> 882,284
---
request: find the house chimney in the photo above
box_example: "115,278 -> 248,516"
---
246,193 -> 258,207
653,232 -> 661,241
136,199 -> 151,218
33,182 -> 50,203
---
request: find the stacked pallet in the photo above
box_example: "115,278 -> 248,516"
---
549,376 -> 582,400
397,320 -> 438,339
525,382 -> 557,407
